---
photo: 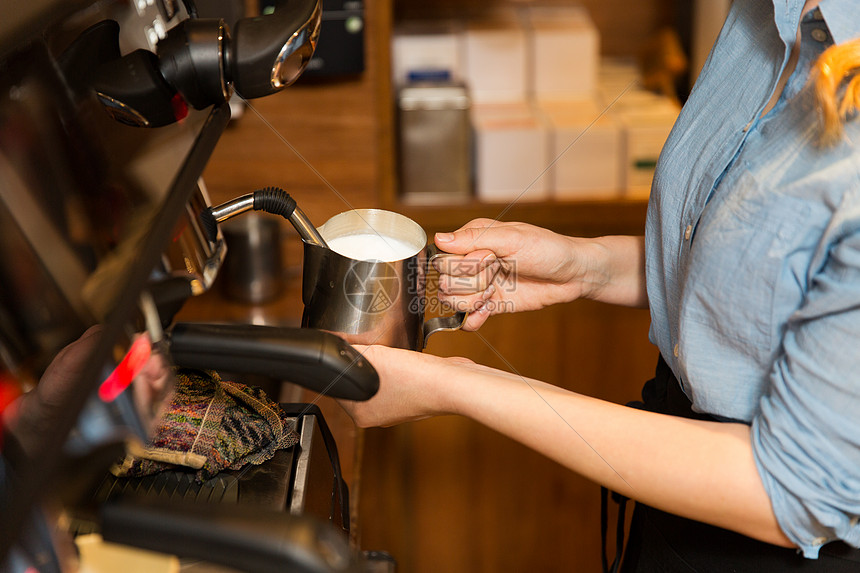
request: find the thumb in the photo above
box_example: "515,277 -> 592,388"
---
461,307 -> 492,331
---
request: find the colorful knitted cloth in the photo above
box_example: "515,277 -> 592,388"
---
112,368 -> 299,481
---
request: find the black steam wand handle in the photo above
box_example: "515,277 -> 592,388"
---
167,322 -> 379,401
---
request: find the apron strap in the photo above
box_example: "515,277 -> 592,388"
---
601,486 -> 629,573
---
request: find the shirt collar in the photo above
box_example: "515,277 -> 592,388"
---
818,0 -> 860,45
772,0 -> 806,44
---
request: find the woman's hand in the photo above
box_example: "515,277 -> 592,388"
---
337,345 -> 475,428
433,219 -> 647,330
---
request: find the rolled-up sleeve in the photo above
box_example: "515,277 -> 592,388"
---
751,215 -> 860,557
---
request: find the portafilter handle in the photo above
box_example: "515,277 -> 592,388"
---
76,0 -> 321,126
158,0 -> 322,108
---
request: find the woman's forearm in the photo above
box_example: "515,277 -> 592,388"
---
434,363 -> 792,547
578,235 -> 648,308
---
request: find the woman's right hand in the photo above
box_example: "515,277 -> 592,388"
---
433,219 -> 647,330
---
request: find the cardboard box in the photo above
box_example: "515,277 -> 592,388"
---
610,93 -> 680,198
463,17 -> 528,103
392,21 -> 464,86
539,100 -> 622,199
598,57 -> 642,105
471,103 -> 551,202
522,7 -> 600,101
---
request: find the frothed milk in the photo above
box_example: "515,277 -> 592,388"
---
327,232 -> 420,262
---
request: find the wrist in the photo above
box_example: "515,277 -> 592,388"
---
577,235 -> 647,307
423,358 -> 471,417
563,236 -> 610,302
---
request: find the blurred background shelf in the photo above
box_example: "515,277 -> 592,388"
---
390,197 -> 648,234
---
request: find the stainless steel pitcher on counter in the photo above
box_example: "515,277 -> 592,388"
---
301,209 -> 466,350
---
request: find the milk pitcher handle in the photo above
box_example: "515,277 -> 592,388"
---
422,245 -> 468,348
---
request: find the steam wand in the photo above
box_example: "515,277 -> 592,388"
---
201,187 -> 328,248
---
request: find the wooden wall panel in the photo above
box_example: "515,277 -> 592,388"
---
394,0 -> 676,56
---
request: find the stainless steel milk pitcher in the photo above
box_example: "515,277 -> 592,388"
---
301,209 -> 466,350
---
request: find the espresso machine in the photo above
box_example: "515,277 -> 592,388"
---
0,0 -> 381,570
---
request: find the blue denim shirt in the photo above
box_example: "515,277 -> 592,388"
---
645,0 -> 860,558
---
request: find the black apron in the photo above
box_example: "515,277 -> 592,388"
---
603,356 -> 860,573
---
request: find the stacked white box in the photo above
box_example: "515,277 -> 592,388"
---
610,92 -> 680,198
463,16 -> 528,103
598,57 -> 642,105
522,7 -> 600,102
392,6 -> 650,203
539,100 -> 622,199
472,103 -> 551,202
392,21 -> 464,86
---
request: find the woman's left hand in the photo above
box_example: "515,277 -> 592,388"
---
337,345 -> 473,428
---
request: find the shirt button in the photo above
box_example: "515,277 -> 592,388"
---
684,224 -> 693,240
813,9 -> 824,20
811,28 -> 828,42
673,343 -> 680,358
812,536 -> 828,546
